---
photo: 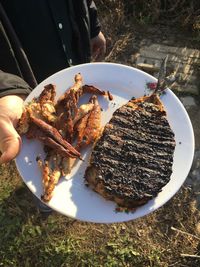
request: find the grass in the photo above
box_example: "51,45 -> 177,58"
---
0,162 -> 200,267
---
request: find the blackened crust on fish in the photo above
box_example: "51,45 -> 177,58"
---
84,95 -> 176,208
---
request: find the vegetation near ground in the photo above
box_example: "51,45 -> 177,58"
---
1,164 -> 200,267
1,1 -> 200,266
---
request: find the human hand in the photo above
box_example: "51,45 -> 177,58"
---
90,31 -> 106,61
0,95 -> 25,164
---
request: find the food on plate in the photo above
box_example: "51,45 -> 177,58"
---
64,94 -> 102,175
17,67 -> 175,209
84,93 -> 176,210
75,95 -> 101,151
36,154 -> 62,202
55,74 -> 110,142
29,116 -> 81,159
17,73 -> 112,201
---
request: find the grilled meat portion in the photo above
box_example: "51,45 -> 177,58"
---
84,94 -> 176,209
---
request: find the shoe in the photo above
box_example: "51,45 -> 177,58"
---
37,200 -> 52,213
32,194 -> 52,214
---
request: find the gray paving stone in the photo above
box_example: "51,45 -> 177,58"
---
179,96 -> 196,107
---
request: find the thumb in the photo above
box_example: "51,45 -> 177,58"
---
0,120 -> 22,164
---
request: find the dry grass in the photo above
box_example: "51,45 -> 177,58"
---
97,0 -> 200,30
97,0 -> 200,58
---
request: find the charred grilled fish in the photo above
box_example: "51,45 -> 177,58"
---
84,94 -> 176,209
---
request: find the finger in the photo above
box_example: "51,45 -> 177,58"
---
95,50 -> 104,61
93,46 -> 105,62
0,136 -> 22,164
0,122 -> 22,164
92,47 -> 101,61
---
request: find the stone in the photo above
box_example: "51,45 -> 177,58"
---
179,96 -> 196,107
136,63 -> 159,74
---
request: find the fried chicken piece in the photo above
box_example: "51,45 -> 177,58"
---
55,74 -> 112,144
61,157 -> 72,176
37,154 -> 62,202
17,84 -> 57,134
17,107 -> 31,135
63,95 -> 102,175
55,108 -> 74,142
38,84 -> 57,123
30,115 -> 81,159
42,155 -> 62,202
55,74 -> 83,141
38,136 -> 79,158
38,84 -> 56,105
56,73 -> 83,109
83,85 -> 113,101
41,101 -> 57,123
36,156 -> 51,194
73,103 -> 94,126
76,95 -> 101,150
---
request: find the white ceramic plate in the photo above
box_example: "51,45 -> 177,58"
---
15,62 -> 195,223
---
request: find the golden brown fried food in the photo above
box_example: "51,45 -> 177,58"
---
30,115 -> 81,159
76,95 -> 101,150
73,103 -> 94,126
37,154 -> 62,202
18,73 -> 112,201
